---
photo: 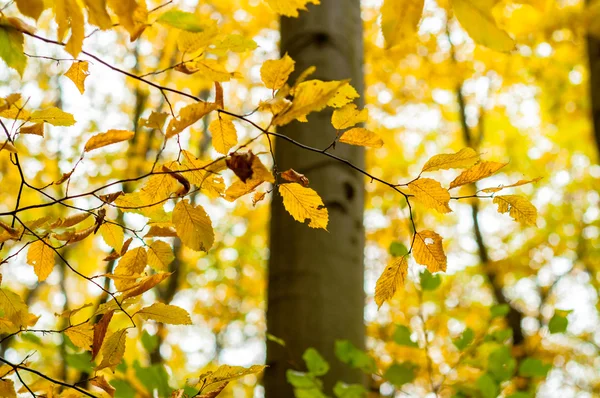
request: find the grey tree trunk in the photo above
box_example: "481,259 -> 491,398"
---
265,1 -> 366,396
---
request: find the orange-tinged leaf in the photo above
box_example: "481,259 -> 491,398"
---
121,272 -> 171,299
92,310 -> 114,360
225,178 -> 264,202
100,222 -> 124,252
252,191 -> 267,206
408,178 -> 452,214
84,129 -> 134,152
90,375 -> 115,397
413,230 -> 446,272
449,161 -> 507,189
281,169 -> 309,186
16,0 -> 45,20
209,117 -> 237,155
0,141 -> 17,153
19,122 -> 44,137
64,61 -> 90,94
381,0 -> 424,48
173,200 -> 214,252
339,127 -> 384,148
96,328 -> 127,371
140,111 -> 168,130
0,379 -> 16,398
260,54 -> 295,90
375,256 -> 408,308
279,183 -> 328,229
166,102 -> 217,138
26,239 -> 55,281
145,225 -> 177,238
273,80 -> 345,126
65,322 -> 94,350
480,177 -> 542,193
54,0 -> 85,57
493,195 -> 537,226
179,150 -> 225,198
453,0 -> 515,52
107,0 -> 147,41
147,240 -> 174,271
421,148 -> 480,173
265,0 -> 319,17
30,107 -> 75,126
331,103 -> 368,130
136,302 -> 192,325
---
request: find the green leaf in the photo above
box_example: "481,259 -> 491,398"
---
286,370 -> 320,389
267,332 -> 286,347
486,328 -> 512,343
518,358 -> 551,378
383,362 -> 416,388
389,241 -> 408,257
488,346 -> 516,382
393,325 -> 419,347
333,382 -> 368,398
420,269 -> 441,291
0,25 -> 26,76
507,393 -> 533,398
141,330 -> 159,353
133,361 -> 172,397
490,304 -> 510,318
156,10 -> 204,32
65,351 -> 94,373
334,340 -> 377,374
453,328 -> 474,351
476,373 -> 499,398
111,379 -> 136,398
303,348 -> 330,376
548,313 -> 569,334
20,333 -> 42,345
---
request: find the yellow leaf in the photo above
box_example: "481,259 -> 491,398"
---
140,111 -> 168,130
136,302 -> 192,325
84,0 -> 113,29
449,161 -> 507,189
65,323 -> 93,350
480,177 -> 542,193
140,172 -> 177,204
193,365 -> 267,395
0,379 -> 16,398
225,178 -> 263,202
166,102 -> 217,138
179,150 -> 225,198
339,127 -> 383,148
331,104 -> 368,130
121,272 -> 171,298
26,239 -> 55,281
173,199 -> 214,252
64,61 -> 89,94
214,34 -> 257,53
265,0 -> 319,17
381,0 -> 424,48
30,107 -> 75,126
54,0 -> 85,57
90,375 -> 115,397
421,148 -> 479,173
273,80 -> 345,126
0,141 -> 18,153
453,0 -> 515,52
107,0 -> 147,41
413,230 -> 446,272
493,195 -> 537,226
15,0 -> 45,20
194,59 -> 233,82
100,222 -> 124,252
19,122 -> 44,137
177,23 -> 219,53
84,129 -> 134,152
327,82 -> 359,108
374,256 -> 408,308
408,178 -> 452,214
260,54 -> 295,90
96,328 -> 127,371
209,117 -> 237,155
0,288 -> 29,327
114,247 -> 147,290
279,183 -> 328,230
147,240 -> 174,271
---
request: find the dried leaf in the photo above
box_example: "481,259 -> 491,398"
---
281,169 -> 309,186
92,310 -> 114,360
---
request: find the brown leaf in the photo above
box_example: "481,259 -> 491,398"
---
226,151 -> 255,182
92,310 -> 114,360
162,165 -> 191,196
281,169 -> 309,186
90,375 -> 115,397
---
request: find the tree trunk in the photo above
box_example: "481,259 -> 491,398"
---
265,1 -> 365,396
589,27 -> 600,153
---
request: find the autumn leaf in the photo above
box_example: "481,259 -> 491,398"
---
147,240 -> 174,271
339,127 -> 384,148
281,169 -> 309,186
135,302 -> 192,325
64,61 -> 90,94
493,195 -> 537,226
19,123 -> 44,137
26,239 -> 55,281
453,0 -> 515,52
90,375 -> 116,397
449,161 -> 507,189
327,82 -> 360,108
156,10 -> 205,32
173,200 -> 214,252
0,288 -> 29,327
96,328 -> 127,371
375,256 -> 408,308
121,272 -> 171,299
30,107 -> 76,126
265,0 -> 319,17
92,310 -> 114,360
65,323 -> 94,350
180,150 -> 226,198
84,129 -> 135,152
166,102 -> 218,138
107,0 -> 148,41
0,24 -> 26,76
421,148 -> 480,173
261,54 -> 295,90
140,111 -> 169,130
408,178 -> 452,213
84,0 -> 113,29
480,177 -> 542,193
100,222 -> 124,252
381,0 -> 424,48
331,104 -> 368,130
412,230 -> 446,272
15,0 -> 45,20
209,116 -> 237,155
193,365 -> 267,396
114,247 -> 147,276
54,0 -> 85,57
0,379 -> 16,398
279,183 -> 328,229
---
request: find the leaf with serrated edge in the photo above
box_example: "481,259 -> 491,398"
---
100,222 -> 124,252
421,148 -> 479,173
449,161 -> 507,189
209,117 -> 237,155
26,239 -> 55,281
65,322 -> 93,350
375,256 -> 408,308
493,195 -> 537,226
147,240 -> 174,271
279,183 -> 328,229
331,104 -> 368,130
30,107 -> 75,126
136,303 -> 192,325
339,127 -> 383,148
173,200 -> 214,252
96,328 -> 127,371
261,54 -> 295,90
413,230 -> 446,272
84,129 -> 134,152
64,61 -> 89,94
408,178 -> 451,214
